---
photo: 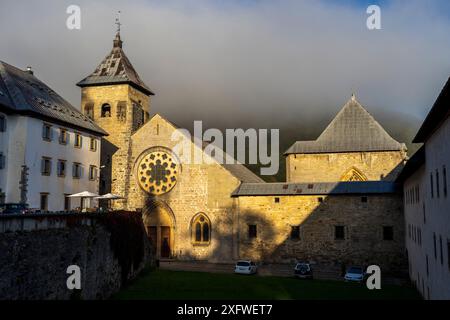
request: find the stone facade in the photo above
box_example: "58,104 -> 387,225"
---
286,151 -> 406,183
235,194 -> 406,273
78,33 -> 408,274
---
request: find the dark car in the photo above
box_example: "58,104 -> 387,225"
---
294,262 -> 313,279
0,203 -> 29,214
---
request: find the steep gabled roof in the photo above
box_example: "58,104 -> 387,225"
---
0,61 -> 106,136
413,77 -> 450,143
142,114 -> 265,183
76,32 -> 154,96
285,95 -> 406,154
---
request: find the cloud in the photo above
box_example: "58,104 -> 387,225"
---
0,0 -> 449,139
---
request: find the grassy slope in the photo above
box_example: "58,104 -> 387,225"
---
112,269 -> 421,300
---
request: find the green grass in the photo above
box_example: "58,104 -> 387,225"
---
112,269 -> 421,300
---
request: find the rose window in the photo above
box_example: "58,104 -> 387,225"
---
137,150 -> 179,195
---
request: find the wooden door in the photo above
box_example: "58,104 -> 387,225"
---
147,226 -> 157,255
160,226 -> 171,258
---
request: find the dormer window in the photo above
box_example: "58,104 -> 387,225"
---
101,103 -> 111,117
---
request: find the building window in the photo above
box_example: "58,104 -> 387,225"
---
274,197 -> 280,203
444,166 -> 447,198
426,255 -> 429,277
318,197 -> 323,203
440,235 -> 443,265
40,193 -> 48,211
89,165 -> 98,181
383,226 -> 394,241
423,203 -> 426,224
74,133 -> 82,148
433,233 -> 437,260
84,103 -> 94,119
0,152 -> 5,169
191,213 -> 211,244
361,196 -> 368,203
335,226 -> 345,240
248,224 -> 257,239
101,103 -> 111,117
290,226 -> 300,240
447,241 -> 450,271
41,157 -> 52,175
430,173 -> 434,198
42,123 -> 52,141
72,163 -> 82,179
59,128 -> 68,145
436,170 -> 440,198
90,137 -> 97,151
117,101 -> 126,120
57,160 -> 66,177
408,224 -> 411,239
64,194 -> 71,211
0,114 -> 6,132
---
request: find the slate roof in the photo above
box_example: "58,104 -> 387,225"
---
413,77 -> 450,143
0,61 -> 106,136
232,181 -> 399,197
285,95 -> 406,154
77,32 -> 154,96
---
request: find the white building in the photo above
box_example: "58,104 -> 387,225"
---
0,61 -> 106,211
399,77 -> 450,300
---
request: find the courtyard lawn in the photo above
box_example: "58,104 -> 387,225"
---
112,269 -> 421,300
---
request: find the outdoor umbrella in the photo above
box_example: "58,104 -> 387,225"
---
94,193 -> 125,209
68,191 -> 99,210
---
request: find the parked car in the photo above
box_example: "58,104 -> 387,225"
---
0,203 -> 29,214
344,266 -> 366,282
234,260 -> 258,275
294,262 -> 313,279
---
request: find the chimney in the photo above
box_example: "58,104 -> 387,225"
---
25,66 -> 34,75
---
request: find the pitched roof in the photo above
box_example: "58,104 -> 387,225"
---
0,61 -> 106,136
413,77 -> 450,143
285,95 -> 406,154
232,181 -> 399,197
144,114 -> 265,183
76,32 -> 154,96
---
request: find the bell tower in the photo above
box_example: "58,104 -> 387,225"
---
77,17 -> 154,207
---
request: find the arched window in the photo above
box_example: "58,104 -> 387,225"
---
101,103 -> 111,117
340,167 -> 367,181
191,213 -> 211,245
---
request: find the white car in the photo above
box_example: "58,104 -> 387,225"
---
344,266 -> 366,282
234,260 -> 258,275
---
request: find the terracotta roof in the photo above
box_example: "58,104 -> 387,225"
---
0,61 -> 106,136
285,95 -> 406,154
76,32 -> 154,96
232,181 -> 399,197
413,77 -> 450,143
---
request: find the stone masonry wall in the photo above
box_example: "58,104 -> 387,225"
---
236,194 -> 407,274
286,151 -> 407,183
0,213 -> 152,300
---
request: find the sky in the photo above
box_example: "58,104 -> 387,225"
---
1,0 -> 449,143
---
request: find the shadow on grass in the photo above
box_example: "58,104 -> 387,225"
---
111,269 -> 421,300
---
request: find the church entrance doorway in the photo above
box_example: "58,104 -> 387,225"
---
143,200 -> 175,259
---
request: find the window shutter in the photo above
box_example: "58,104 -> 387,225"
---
41,158 -> 45,173
72,164 -> 76,177
0,154 -> 4,169
42,125 -> 46,138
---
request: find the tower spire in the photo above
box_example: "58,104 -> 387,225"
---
113,11 -> 123,48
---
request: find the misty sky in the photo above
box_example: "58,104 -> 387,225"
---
1,0 -> 450,140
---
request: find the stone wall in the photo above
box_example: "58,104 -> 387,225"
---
236,194 -> 407,274
286,151 -> 407,183
0,212 -> 152,300
126,115 -> 241,262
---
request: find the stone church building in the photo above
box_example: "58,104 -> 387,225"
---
77,31 -> 408,272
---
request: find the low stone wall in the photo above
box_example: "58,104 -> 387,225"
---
0,212 -> 153,300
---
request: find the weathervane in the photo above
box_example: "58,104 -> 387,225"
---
115,10 -> 121,33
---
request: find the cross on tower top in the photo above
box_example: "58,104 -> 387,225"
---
115,11 -> 121,34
